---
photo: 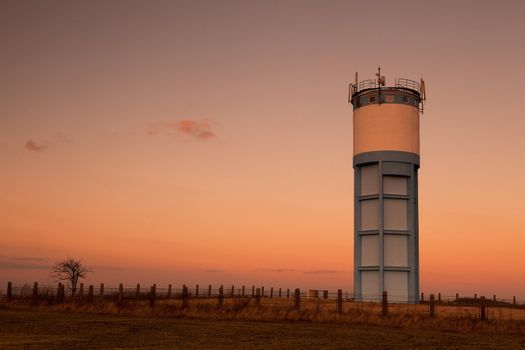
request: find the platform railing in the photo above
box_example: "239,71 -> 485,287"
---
395,77 -> 421,93
351,77 -> 422,97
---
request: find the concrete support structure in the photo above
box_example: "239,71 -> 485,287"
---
349,70 -> 425,303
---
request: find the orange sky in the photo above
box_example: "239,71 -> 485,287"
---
1,0 -> 525,299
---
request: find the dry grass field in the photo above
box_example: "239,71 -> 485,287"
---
2,297 -> 525,349
19,296 -> 525,328
1,307 -> 525,350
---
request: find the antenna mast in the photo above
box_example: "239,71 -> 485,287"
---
375,66 -> 385,104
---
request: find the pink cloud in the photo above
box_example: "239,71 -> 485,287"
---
24,133 -> 72,152
148,119 -> 216,140
176,120 -> 216,140
25,140 -> 47,152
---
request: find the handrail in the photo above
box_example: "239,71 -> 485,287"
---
358,79 -> 378,91
395,78 -> 421,92
351,77 -> 422,97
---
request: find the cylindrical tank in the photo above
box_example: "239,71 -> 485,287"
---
349,70 -> 425,303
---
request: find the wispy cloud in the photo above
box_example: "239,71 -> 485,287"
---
24,133 -> 72,152
0,256 -> 122,272
25,140 -> 46,151
259,268 -> 297,273
257,268 -> 344,275
0,255 -> 47,262
147,119 -> 216,140
0,261 -> 50,270
90,265 -> 125,271
302,270 -> 345,275
177,120 -> 216,140
0,255 -> 50,270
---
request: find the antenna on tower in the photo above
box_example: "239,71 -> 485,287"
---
376,66 -> 385,86
349,71 -> 359,102
376,66 -> 385,104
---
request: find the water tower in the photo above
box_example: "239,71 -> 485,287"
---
349,68 -> 426,303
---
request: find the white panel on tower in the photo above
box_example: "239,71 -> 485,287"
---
361,199 -> 379,230
361,271 -> 380,301
361,235 -> 379,266
383,176 -> 408,195
384,235 -> 408,266
383,199 -> 408,230
384,271 -> 408,302
361,164 -> 379,195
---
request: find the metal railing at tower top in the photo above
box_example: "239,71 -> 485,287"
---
357,79 -> 378,91
394,78 -> 421,93
350,77 -> 423,97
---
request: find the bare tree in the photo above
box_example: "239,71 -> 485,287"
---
51,257 -> 91,295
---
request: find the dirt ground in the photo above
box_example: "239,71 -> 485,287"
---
1,308 -> 525,349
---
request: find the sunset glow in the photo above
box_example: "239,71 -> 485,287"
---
1,0 -> 525,299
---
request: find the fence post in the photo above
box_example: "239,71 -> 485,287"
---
323,290 -> 328,299
208,285 -> 212,297
513,296 -> 516,305
32,282 -> 38,305
270,287 -> 273,298
100,283 -> 104,298
136,284 -> 140,300
480,296 -> 486,320
231,285 -> 235,297
261,287 -> 264,297
382,291 -> 388,316
150,284 -> 156,307
429,294 -> 436,317
195,285 -> 199,297
7,282 -> 12,302
474,293 -> 477,301
79,283 -> 84,300
294,288 -> 301,310
438,293 -> 441,303
88,285 -> 94,302
420,292 -> 424,302
287,289 -> 290,298
167,284 -> 172,299
279,288 -> 282,298
255,288 -> 261,307
182,284 -> 189,308
218,285 -> 224,308
252,286 -> 255,297
456,293 -> 459,302
337,289 -> 343,314
241,285 -> 245,297
493,294 -> 496,302
57,283 -> 65,303
118,283 -> 124,304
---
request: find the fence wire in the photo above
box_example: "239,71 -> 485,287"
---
2,283 -> 525,321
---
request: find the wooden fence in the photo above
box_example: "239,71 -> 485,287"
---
3,282 -> 525,321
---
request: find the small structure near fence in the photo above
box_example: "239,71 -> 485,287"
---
308,289 -> 329,299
